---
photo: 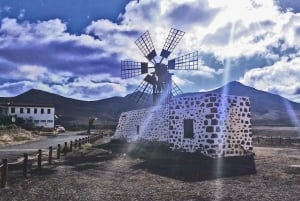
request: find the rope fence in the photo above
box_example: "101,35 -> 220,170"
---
0,134 -> 103,188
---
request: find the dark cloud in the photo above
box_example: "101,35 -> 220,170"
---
266,39 -> 299,59
276,0 -> 300,13
203,20 -> 276,46
294,88 -> 300,95
235,20 -> 275,41
295,26 -> 300,36
167,1 -> 219,28
0,39 -> 121,76
202,23 -> 232,46
199,52 -> 223,69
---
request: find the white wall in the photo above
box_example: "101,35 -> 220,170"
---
114,105 -> 169,142
7,106 -> 55,128
114,93 -> 253,158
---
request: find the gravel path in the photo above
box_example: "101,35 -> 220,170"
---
1,140 -> 300,201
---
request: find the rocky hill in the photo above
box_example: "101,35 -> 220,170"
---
1,81 -> 299,127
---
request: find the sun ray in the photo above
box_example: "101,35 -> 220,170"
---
283,99 -> 300,136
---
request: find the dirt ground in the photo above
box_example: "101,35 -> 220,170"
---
1,139 -> 300,201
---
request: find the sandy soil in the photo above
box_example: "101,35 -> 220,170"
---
1,138 -> 300,201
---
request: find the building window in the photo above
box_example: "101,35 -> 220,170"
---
11,107 -> 15,114
34,108 -> 37,114
47,120 -> 53,123
183,119 -> 194,139
41,108 -> 44,114
27,108 -> 31,114
20,108 -> 24,114
41,120 -> 46,123
47,108 -> 51,114
136,125 -> 140,135
34,120 -> 39,124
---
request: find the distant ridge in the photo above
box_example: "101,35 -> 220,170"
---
1,81 -> 300,127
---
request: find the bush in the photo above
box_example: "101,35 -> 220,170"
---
7,124 -> 18,129
13,135 -> 32,141
0,125 -> 7,130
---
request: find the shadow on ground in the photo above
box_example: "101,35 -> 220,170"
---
131,155 -> 256,182
6,160 -> 58,186
63,149 -> 115,171
99,139 -> 257,182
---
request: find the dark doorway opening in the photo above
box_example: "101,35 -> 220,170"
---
183,119 -> 194,139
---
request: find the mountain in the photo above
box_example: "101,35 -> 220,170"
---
1,81 -> 299,127
212,81 -> 300,126
0,89 -> 139,128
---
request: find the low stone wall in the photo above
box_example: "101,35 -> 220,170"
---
114,105 -> 169,142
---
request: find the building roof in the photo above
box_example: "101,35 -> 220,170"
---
0,102 -> 55,108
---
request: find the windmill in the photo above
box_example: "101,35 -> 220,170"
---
121,28 -> 199,105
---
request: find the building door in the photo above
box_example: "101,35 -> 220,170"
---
183,119 -> 194,139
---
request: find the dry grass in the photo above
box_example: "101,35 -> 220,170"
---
0,126 -> 39,146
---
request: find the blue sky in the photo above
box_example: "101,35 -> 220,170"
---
0,0 -> 300,102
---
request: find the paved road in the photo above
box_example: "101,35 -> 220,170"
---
0,131 -> 88,161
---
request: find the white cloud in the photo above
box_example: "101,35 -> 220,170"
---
85,0 -> 300,62
240,56 -> 300,101
2,0 -> 300,101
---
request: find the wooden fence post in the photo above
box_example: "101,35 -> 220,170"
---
57,144 -> 61,159
63,142 -> 68,155
1,159 -> 8,188
38,149 -> 42,170
48,146 -> 53,164
74,139 -> 78,149
23,153 -> 28,177
70,141 -> 73,152
79,138 -> 82,148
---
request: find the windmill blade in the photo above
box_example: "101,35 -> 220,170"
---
160,28 -> 185,59
130,78 -> 155,105
121,60 -> 148,79
135,31 -> 157,63
168,51 -> 198,70
171,80 -> 183,96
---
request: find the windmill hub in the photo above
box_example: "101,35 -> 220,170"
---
154,63 -> 168,76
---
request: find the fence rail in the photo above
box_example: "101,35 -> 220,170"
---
0,134 -> 103,188
253,136 -> 300,145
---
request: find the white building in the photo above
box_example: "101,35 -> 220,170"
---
114,93 -> 253,158
0,103 -> 55,129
